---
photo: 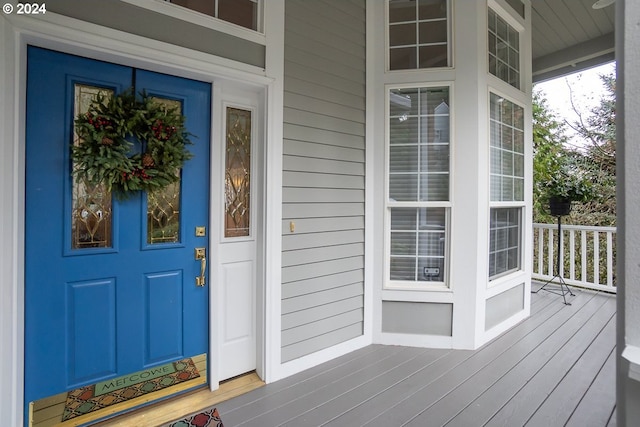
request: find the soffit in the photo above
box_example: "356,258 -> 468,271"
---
531,0 -> 615,82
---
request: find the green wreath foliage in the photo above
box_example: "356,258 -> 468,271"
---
72,89 -> 192,198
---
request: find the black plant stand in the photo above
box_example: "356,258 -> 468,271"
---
532,214 -> 575,305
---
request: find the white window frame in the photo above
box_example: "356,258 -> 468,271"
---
121,0 -> 265,45
488,88 -> 525,281
487,1 -> 525,91
385,0 -> 453,72
384,83 -> 453,290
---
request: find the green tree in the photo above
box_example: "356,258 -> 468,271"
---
532,91 -> 569,223
566,71 -> 617,226
533,71 -> 616,227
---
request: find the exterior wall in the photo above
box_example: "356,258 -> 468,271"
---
382,302 -> 452,336
370,0 -> 532,350
281,0 -> 367,363
47,0 -> 265,68
618,0 -> 640,425
485,283 -> 524,330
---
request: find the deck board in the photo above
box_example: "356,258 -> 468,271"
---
441,290 -> 611,427
566,347 -> 617,427
410,292 -> 612,426
214,285 -> 615,427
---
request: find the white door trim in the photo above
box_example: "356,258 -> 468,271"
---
0,6 -> 284,424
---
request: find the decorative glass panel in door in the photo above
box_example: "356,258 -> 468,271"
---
224,107 -> 252,238
147,97 -> 183,244
72,85 -> 114,249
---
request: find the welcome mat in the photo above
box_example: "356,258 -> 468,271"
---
163,407 -> 223,427
62,358 -> 200,421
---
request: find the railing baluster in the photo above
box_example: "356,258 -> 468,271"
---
581,230 -> 587,284
547,228 -> 555,277
607,231 -> 613,288
593,231 -> 600,285
537,226 -> 543,275
569,229 -> 575,281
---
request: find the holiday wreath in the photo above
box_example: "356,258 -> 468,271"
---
72,89 -> 192,198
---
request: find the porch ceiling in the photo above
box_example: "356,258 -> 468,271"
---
531,0 -> 615,82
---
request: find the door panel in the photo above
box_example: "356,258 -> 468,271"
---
25,47 -> 211,409
218,104 -> 258,379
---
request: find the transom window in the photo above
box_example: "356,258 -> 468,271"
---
488,8 -> 520,89
168,0 -> 259,31
387,86 -> 451,287
388,0 -> 451,70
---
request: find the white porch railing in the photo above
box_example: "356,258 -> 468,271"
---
532,222 -> 617,293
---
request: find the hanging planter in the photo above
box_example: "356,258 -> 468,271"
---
71,89 -> 192,198
548,196 -> 572,216
539,158 -> 596,217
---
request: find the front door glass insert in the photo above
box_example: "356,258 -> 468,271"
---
224,107 -> 252,238
72,84 -> 114,249
147,97 -> 182,245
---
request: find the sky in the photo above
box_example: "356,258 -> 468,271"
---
534,61 -> 615,149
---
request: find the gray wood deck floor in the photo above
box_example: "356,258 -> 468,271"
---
216,283 -> 616,427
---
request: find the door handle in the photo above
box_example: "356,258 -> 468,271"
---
196,256 -> 206,287
195,247 -> 206,287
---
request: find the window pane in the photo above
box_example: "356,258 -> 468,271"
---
390,207 -> 447,282
421,87 -> 449,114
147,97 -> 182,245
170,0 -> 215,17
389,117 -> 419,144
419,45 -> 448,68
490,93 -> 525,202
391,232 -> 416,255
390,257 -> 416,281
390,145 -> 419,172
147,182 -> 181,244
218,0 -> 257,30
418,0 -> 447,20
421,144 -> 449,172
390,47 -> 417,70
390,23 -> 416,46
170,0 -> 259,31
72,85 -> 113,249
389,174 -> 418,201
390,88 -> 420,117
489,207 -> 521,279
391,208 -> 417,230
225,107 -> 252,237
420,173 -> 448,201
389,0 -> 416,23
389,86 -> 450,203
488,8 -> 520,89
419,21 -> 447,44
389,0 -> 450,69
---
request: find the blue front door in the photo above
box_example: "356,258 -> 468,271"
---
25,47 -> 211,412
